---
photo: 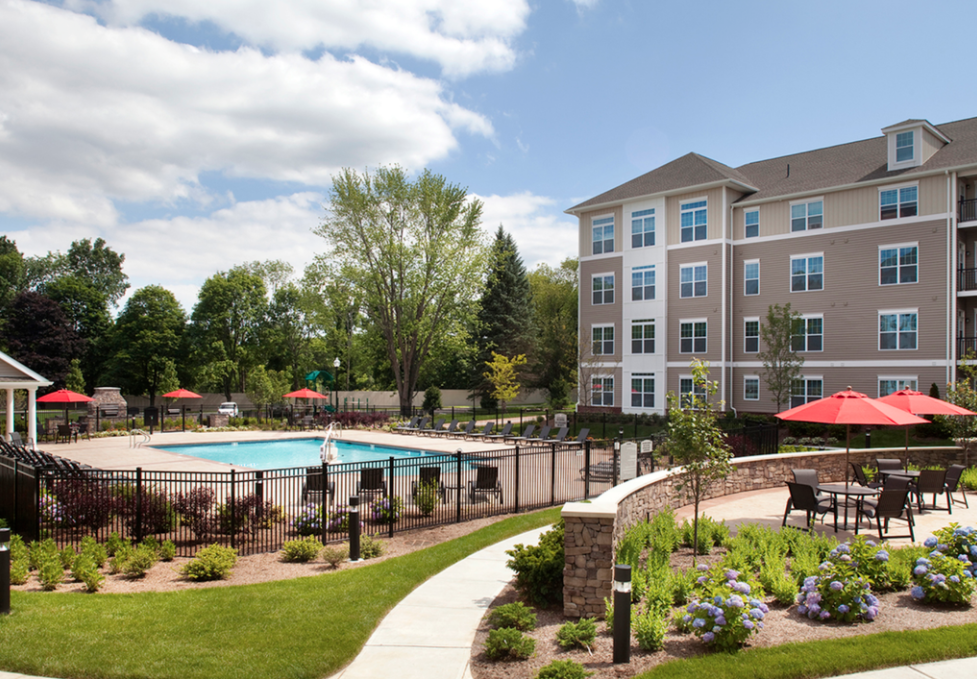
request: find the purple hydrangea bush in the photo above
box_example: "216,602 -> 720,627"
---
369,496 -> 403,524
682,565 -> 768,652
291,504 -> 324,535
795,544 -> 880,623
910,528 -> 976,604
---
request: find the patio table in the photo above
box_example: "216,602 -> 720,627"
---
818,483 -> 879,533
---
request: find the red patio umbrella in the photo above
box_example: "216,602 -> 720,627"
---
878,389 -> 976,465
37,388 -> 94,423
776,387 -> 928,488
163,388 -> 203,432
282,388 -> 328,400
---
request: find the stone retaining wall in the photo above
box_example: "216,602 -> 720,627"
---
561,446 -> 967,618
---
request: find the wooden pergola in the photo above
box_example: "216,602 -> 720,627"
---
0,349 -> 53,449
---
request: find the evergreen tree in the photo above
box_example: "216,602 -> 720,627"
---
474,227 -> 535,407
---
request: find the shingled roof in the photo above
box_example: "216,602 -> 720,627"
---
568,116 -> 977,212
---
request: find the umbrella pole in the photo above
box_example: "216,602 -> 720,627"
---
905,426 -> 909,469
845,424 -> 850,491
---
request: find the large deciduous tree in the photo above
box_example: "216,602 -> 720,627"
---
0,291 -> 85,388
473,227 -> 535,407
0,236 -> 25,312
759,302 -> 804,412
108,286 -> 188,406
314,166 -> 485,415
528,258 -> 578,408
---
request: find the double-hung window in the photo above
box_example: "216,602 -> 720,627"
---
791,316 -> 823,352
791,377 -> 823,408
680,320 -> 707,354
631,265 -> 655,301
592,216 -> 614,254
631,209 -> 655,248
744,319 -> 759,353
745,209 -> 759,238
879,377 -> 917,397
880,186 -> 918,220
631,374 -> 655,409
680,263 -> 707,298
744,376 -> 760,401
879,311 -> 917,350
680,200 -> 707,242
791,200 -> 823,232
631,320 -> 655,354
592,274 -> 614,305
896,131 -> 914,163
879,244 -> 918,285
593,325 -> 614,356
679,376 -> 707,408
791,254 -> 823,292
744,260 -> 759,296
592,376 -> 614,407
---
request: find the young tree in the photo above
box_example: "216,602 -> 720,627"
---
759,302 -> 804,412
941,352 -> 977,466
666,359 -> 732,565
483,352 -> 528,411
528,258 -> 578,408
474,227 -> 535,407
314,166 -> 485,415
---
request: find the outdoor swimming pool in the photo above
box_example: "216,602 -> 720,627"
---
153,438 -> 441,470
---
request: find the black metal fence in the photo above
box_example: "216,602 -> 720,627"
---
722,424 -> 780,457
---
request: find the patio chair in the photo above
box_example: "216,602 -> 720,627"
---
407,417 -> 430,434
883,474 -> 913,491
411,466 -> 445,502
301,467 -> 336,504
782,481 -> 836,531
858,488 -> 915,541
505,423 -> 535,442
914,469 -> 950,513
56,424 -> 76,444
483,422 -> 514,441
580,459 -> 617,482
564,428 -> 591,447
549,426 -> 570,443
420,417 -> 445,435
431,420 -> 459,437
850,462 -> 882,489
945,464 -> 969,509
357,467 -> 387,501
791,469 -> 825,499
467,422 -> 495,440
395,416 -> 421,432
876,458 -> 903,474
468,465 -> 503,504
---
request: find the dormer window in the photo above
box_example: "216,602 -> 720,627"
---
895,131 -> 914,163
882,119 -> 949,171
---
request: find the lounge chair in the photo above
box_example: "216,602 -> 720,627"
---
580,459 -> 617,482
505,423 -> 535,442
431,420 -> 460,437
450,421 -> 476,439
483,422 -> 514,441
467,422 -> 495,440
468,466 -> 502,504
945,464 -> 969,509
549,426 -> 569,443
357,467 -> 387,502
420,417 -> 446,435
411,466 -> 445,502
564,428 -> 591,447
782,481 -> 835,531
395,417 -> 421,432
302,467 -> 336,503
858,488 -> 915,541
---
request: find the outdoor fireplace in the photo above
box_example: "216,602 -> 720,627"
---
87,387 -> 128,422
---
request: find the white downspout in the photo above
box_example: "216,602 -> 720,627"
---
948,170 -> 956,385
721,188 -> 728,411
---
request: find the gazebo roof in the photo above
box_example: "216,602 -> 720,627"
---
0,350 -> 53,390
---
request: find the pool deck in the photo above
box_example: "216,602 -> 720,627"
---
39,427 -> 514,473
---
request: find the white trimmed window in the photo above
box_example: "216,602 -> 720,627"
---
878,377 -> 918,397
592,376 -> 614,407
879,310 -> 917,350
744,376 -> 760,401
631,208 -> 655,248
631,374 -> 655,409
896,131 -> 914,163
592,274 -> 614,305
744,318 -> 759,353
680,376 -> 706,408
791,316 -> 823,352
791,254 -> 824,292
745,209 -> 759,238
680,320 -> 707,354
791,377 -> 823,408
631,320 -> 655,354
745,260 -> 759,296
880,186 -> 918,220
791,199 -> 823,232
680,200 -> 707,242
592,325 -> 614,356
879,244 -> 917,285
631,265 -> 655,301
680,263 -> 707,298
592,215 -> 614,255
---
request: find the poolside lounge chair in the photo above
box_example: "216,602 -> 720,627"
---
431,420 -> 459,437
396,417 -> 421,432
411,466 -> 445,502
580,459 -> 617,482
467,422 -> 495,440
450,421 -> 476,439
505,423 -> 535,442
420,417 -> 445,435
357,467 -> 387,501
407,417 -> 430,433
483,422 -> 514,441
468,466 -> 502,504
564,428 -> 590,447
858,488 -> 915,541
302,467 -> 336,503
782,481 -> 835,531
549,426 -> 569,443
945,464 -> 969,509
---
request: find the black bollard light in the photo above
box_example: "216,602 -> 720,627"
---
613,564 -> 631,664
0,527 -> 10,615
348,496 -> 361,562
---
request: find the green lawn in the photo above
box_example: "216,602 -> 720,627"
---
0,508 -> 560,679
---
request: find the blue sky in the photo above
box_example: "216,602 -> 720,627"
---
2,0 -> 975,313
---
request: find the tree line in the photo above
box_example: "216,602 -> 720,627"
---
0,166 -> 579,414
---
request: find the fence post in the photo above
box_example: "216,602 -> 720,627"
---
33,468 -> 40,544
388,456 -> 395,538
514,444 -> 520,513
584,440 -> 591,500
550,443 -> 556,506
455,450 -> 462,524
135,467 -> 144,543
230,469 -> 237,550
320,462 -> 328,547
11,460 -> 17,531
613,429 -> 622,486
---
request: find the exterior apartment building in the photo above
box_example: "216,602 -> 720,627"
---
568,116 -> 977,416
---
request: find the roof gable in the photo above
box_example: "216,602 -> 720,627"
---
0,349 -> 52,385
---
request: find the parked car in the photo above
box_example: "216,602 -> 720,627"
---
218,402 -> 239,416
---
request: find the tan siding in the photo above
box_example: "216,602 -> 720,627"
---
0,364 -> 25,379
918,174 -> 947,217
667,245 -> 723,363
665,187 -> 723,244
580,257 -> 624,362
731,218 -> 948,363
580,205 -> 624,257
825,186 -> 879,228
921,129 -> 944,164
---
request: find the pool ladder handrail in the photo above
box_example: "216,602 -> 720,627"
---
320,422 -> 343,463
129,429 -> 151,449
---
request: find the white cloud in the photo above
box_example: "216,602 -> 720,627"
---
0,0 -> 493,224
476,192 -> 578,270
68,0 -> 530,78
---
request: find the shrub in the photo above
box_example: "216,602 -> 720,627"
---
71,555 -> 105,592
326,505 -> 361,533
908,531 -> 977,605
683,564 -> 768,651
105,531 -> 128,557
961,467 -> 977,492
506,521 -> 564,606
38,557 -> 64,591
484,627 -> 535,661
359,534 -> 385,559
9,533 -> 27,563
422,385 -> 442,413
369,496 -> 403,524
79,536 -> 107,568
633,602 -> 668,652
29,538 -> 59,571
159,539 -> 176,561
556,618 -> 596,651
536,660 -> 592,679
488,602 -> 537,631
414,479 -> 440,516
796,553 -> 879,623
292,504 -> 325,536
39,491 -> 67,526
116,486 -> 177,535
281,536 -> 323,563
59,545 -> 77,570
121,544 -> 158,578
50,477 -> 116,530
173,487 -> 217,539
834,537 -> 896,591
321,544 -> 349,568
182,544 -> 238,581
10,557 -> 29,585
926,525 -> 977,578
109,544 -> 133,574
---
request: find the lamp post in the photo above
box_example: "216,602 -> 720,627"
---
333,357 -> 341,412
613,564 -> 631,664
0,527 -> 10,615
348,496 -> 360,562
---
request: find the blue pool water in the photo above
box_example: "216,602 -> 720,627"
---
153,438 -> 441,470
